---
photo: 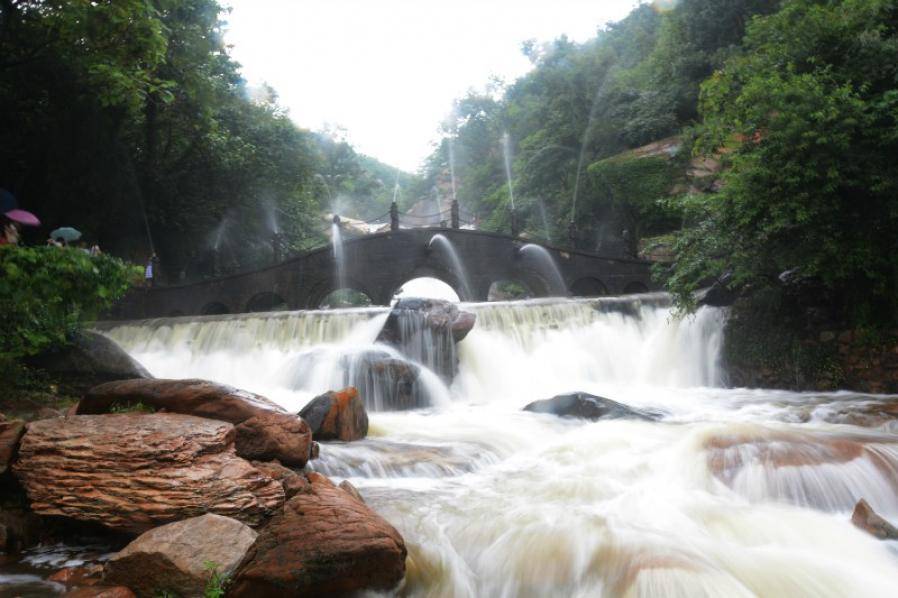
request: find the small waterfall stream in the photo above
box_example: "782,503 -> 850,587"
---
98,294 -> 898,597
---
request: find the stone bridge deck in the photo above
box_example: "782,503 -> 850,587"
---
110,228 -> 656,319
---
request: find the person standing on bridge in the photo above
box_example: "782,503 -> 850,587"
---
145,253 -> 158,287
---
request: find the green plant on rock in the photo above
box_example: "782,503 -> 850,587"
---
204,561 -> 229,598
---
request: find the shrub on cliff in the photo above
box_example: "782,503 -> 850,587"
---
0,246 -> 139,363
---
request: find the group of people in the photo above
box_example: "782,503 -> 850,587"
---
46,235 -> 102,256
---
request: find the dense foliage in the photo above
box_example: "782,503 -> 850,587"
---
0,0 -> 410,281
0,246 -> 139,362
415,0 -> 778,250
666,0 -> 898,325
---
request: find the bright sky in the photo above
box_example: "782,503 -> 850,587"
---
223,0 -> 641,172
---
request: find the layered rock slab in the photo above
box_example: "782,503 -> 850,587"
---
13,414 -> 284,533
230,472 -> 406,597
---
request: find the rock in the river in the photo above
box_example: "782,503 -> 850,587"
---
106,513 -> 257,597
339,480 -> 365,504
341,350 -> 429,411
48,564 -> 105,588
0,419 -> 25,474
235,412 -> 313,467
230,472 -> 406,597
299,387 -> 368,442
851,499 -> 898,540
523,392 -> 657,421
78,378 -> 285,423
376,297 -> 476,381
13,414 -> 284,533
65,587 -> 136,598
27,331 -> 150,386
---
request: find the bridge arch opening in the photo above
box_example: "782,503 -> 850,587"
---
246,292 -> 287,313
319,288 -> 373,309
570,277 -> 608,297
201,302 -> 230,315
487,279 -> 533,302
623,281 -> 650,295
393,277 -> 461,303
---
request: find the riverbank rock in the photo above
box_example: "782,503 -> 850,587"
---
13,414 -> 284,533
299,388 -> 368,442
65,587 -> 136,598
251,461 -> 310,499
80,379 -> 313,466
524,393 -> 657,421
0,419 -> 25,473
851,499 -> 898,540
27,331 -> 150,388
79,378 -> 285,423
230,472 -> 406,597
105,513 -> 256,597
376,297 -> 476,381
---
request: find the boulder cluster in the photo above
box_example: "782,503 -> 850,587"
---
1,376 -> 406,597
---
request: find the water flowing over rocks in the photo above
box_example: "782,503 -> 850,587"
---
523,392 -> 658,421
230,472 -> 406,597
105,513 -> 257,597
80,378 -> 314,467
340,350 -> 429,410
851,499 -> 898,540
298,387 -> 368,442
13,414 -> 284,533
376,297 -> 476,382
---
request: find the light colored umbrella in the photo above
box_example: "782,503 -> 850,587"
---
5,209 -> 40,227
50,226 -> 81,242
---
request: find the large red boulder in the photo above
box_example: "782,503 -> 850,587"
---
13,414 -> 284,533
0,419 -> 25,474
79,378 -> 313,467
78,378 -> 285,423
230,472 -> 406,597
299,387 -> 368,442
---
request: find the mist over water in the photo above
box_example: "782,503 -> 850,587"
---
102,292 -> 898,597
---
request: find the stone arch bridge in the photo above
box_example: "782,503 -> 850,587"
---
110,228 -> 656,319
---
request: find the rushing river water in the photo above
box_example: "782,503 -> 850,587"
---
100,294 -> 898,597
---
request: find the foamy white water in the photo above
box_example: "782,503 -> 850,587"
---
101,294 -> 898,597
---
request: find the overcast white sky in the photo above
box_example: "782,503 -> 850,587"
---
223,0 -> 641,172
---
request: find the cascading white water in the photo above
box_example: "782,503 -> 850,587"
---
331,221 -> 346,291
427,234 -> 472,300
100,295 -> 898,597
518,243 -> 568,296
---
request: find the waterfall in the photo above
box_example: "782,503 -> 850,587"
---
97,295 -> 898,597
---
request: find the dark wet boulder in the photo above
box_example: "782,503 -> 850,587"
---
376,297 -> 476,382
341,350 -> 429,411
299,388 -> 368,442
523,392 -> 658,421
26,331 -> 150,392
229,472 -> 406,597
0,419 -> 25,474
851,499 -> 898,540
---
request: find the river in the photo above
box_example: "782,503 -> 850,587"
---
99,293 -> 898,597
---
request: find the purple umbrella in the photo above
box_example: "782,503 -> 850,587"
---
4,209 -> 40,227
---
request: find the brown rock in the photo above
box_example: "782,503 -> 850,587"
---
65,587 -> 136,598
851,499 -> 898,540
251,461 -> 311,499
230,472 -> 406,597
235,412 -> 312,467
49,564 -> 104,587
79,379 -> 285,424
106,513 -> 257,597
298,388 -> 368,442
339,480 -> 365,504
35,407 -> 65,420
0,419 -> 25,474
310,441 -> 320,460
13,414 -> 284,533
